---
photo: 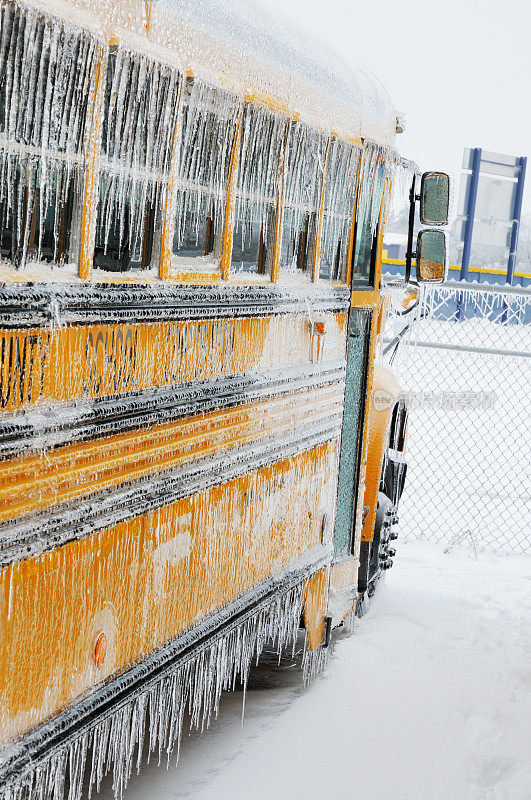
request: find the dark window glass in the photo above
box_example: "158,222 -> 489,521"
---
231,222 -> 270,274
351,210 -> 378,287
280,212 -> 315,272
232,104 -> 288,274
0,165 -> 75,265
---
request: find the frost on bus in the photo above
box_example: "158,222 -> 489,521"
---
0,2 -> 103,267
94,44 -> 180,271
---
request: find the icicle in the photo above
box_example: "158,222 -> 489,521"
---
0,581 -> 325,800
302,637 -> 328,685
233,103 -> 288,253
356,141 -> 391,238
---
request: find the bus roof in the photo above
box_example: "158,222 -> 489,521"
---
24,0 -> 398,146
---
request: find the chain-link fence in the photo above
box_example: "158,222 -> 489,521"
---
385,282 -> 530,555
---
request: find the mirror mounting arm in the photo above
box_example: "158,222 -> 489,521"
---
405,174 -> 417,283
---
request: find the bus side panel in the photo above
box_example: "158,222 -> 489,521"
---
0,441 -> 338,746
0,313 -> 347,413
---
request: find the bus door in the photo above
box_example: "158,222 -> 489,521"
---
333,307 -> 372,559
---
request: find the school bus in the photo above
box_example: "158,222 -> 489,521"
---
0,1 -> 449,797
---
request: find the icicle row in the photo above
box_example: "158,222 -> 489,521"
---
357,140 -> 391,238
302,636 -> 328,685
173,80 -> 241,250
281,121 -> 328,268
96,46 -> 181,260
320,138 -> 361,279
1,581 -> 328,800
234,104 -> 289,249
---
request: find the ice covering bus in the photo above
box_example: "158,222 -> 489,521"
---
0,1 -> 448,797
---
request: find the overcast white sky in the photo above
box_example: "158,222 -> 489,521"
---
265,0 -> 531,214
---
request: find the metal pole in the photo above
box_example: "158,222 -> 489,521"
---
405,174 -> 416,283
506,156 -> 527,285
460,147 -> 482,281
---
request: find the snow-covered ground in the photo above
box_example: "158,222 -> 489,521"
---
96,541 -> 531,800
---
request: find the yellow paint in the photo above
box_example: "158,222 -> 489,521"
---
144,0 -> 153,35
0,441 -> 338,744
0,312 -> 346,412
382,255 -> 531,280
303,568 -> 328,651
361,365 -> 402,542
0,385 -> 344,524
244,91 -> 291,118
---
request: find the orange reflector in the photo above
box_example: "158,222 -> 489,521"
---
93,632 -> 107,667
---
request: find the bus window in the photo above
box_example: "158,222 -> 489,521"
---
232,104 -> 288,275
280,122 -> 327,275
94,47 -> 180,272
173,81 -> 240,266
0,5 -> 99,268
319,139 -> 360,281
351,163 -> 385,288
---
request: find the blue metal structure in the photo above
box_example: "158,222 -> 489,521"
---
507,156 -> 528,285
460,147 -> 482,282
459,149 -> 527,286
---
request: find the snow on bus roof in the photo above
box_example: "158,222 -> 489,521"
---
158,0 -> 397,145
17,0 -> 397,145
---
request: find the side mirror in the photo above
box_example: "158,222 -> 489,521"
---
416,229 -> 447,283
420,172 -> 450,226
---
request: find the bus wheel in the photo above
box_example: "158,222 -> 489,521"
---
357,492 -> 399,615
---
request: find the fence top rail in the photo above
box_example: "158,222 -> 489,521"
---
438,281 -> 531,299
383,337 -> 531,359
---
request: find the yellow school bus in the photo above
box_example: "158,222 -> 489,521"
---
0,1 -> 448,797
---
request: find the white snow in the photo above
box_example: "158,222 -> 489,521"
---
94,540 -> 531,800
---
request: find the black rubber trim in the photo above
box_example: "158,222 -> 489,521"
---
0,551 -> 331,789
0,284 -> 350,329
0,418 -> 341,567
0,361 -> 346,460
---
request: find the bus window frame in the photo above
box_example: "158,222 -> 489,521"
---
164,78 -> 242,282
228,101 -> 289,282
278,120 -> 329,281
318,136 -> 361,285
